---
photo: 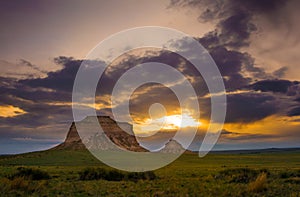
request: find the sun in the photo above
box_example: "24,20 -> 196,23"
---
165,115 -> 182,127
134,113 -> 201,135
162,114 -> 201,129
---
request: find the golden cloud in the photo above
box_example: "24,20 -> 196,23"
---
0,105 -> 27,118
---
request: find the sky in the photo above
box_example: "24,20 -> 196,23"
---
0,0 -> 300,154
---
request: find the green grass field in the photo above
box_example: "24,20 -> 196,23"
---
0,149 -> 299,196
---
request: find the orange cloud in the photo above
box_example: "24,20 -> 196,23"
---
0,105 -> 27,118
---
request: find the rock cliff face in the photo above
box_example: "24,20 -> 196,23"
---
54,116 -> 147,152
53,122 -> 86,150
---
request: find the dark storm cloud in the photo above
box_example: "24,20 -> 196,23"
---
117,43 -> 265,94
0,57 -> 82,141
196,91 -> 279,124
0,49 -> 298,144
225,93 -> 278,123
165,33 -> 267,91
295,98 -> 300,102
103,48 -> 299,123
171,0 -> 287,82
171,0 -> 287,48
287,107 -> 300,117
197,33 -> 270,84
249,80 -> 294,93
217,11 -> 256,48
0,78 -> 74,129
0,85 -> 71,104
110,50 -> 199,79
0,54 -> 198,142
104,49 -> 209,97
205,46 -> 251,90
0,54 -> 184,127
168,0 -> 300,124
0,76 -> 16,89
94,49 -> 209,121
20,57 -> 81,92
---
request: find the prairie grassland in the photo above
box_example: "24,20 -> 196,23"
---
0,149 -> 299,196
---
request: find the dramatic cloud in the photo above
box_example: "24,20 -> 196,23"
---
168,0 -> 300,125
0,51 -> 299,153
287,107 -> 300,117
20,57 -> 82,92
170,0 -> 295,83
0,50 -> 298,146
225,93 -> 278,123
205,46 -> 252,90
249,79 -> 299,94
171,0 -> 287,48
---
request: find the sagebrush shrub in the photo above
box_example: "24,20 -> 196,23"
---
248,172 -> 267,193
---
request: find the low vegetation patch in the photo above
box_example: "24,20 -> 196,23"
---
284,177 -> 300,184
79,167 -> 157,182
216,168 -> 268,183
8,167 -> 50,180
0,176 -> 48,194
248,172 -> 267,193
279,170 -> 300,179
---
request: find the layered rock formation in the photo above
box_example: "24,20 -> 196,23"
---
158,139 -> 186,154
54,116 -> 147,152
53,116 -> 191,154
53,122 -> 86,150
